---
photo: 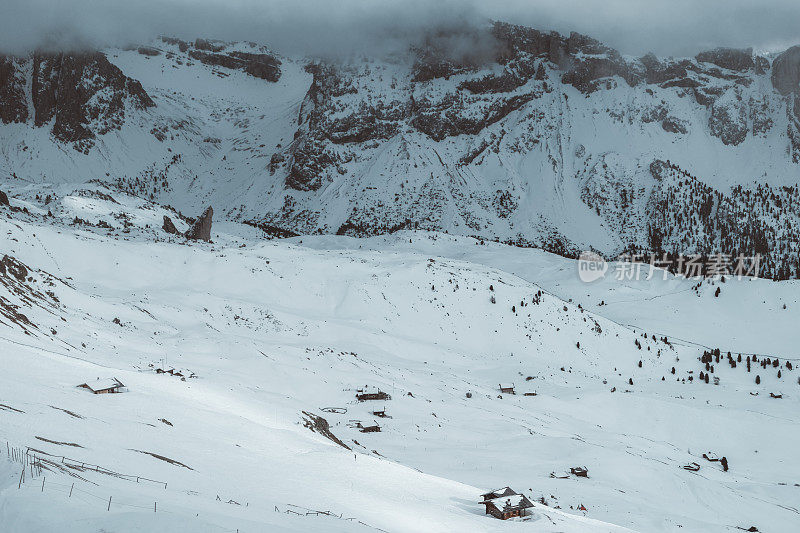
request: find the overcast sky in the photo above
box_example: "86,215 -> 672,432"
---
2,0 -> 799,57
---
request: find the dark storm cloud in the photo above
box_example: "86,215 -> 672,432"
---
1,0 -> 798,57
487,0 -> 800,56
0,0 -> 485,56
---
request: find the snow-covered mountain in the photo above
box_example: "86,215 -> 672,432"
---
1,186 -> 798,532
2,23 -> 800,278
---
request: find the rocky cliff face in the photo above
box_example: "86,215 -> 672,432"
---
259,22 -> 800,278
185,206 -> 213,242
3,23 -> 800,278
771,46 -> 800,95
0,51 -> 154,151
280,21 -> 797,201
0,56 -> 28,124
33,52 -> 154,150
695,47 -> 755,72
160,37 -> 282,82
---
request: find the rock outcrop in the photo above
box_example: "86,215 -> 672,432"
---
162,215 -> 179,235
0,255 -> 28,282
0,56 -> 28,124
662,116 -> 689,134
187,49 -> 281,82
708,89 -> 748,146
32,52 -> 154,148
137,46 -> 161,57
696,47 -> 754,72
771,46 -> 800,95
0,52 -> 154,150
160,36 -> 189,52
184,207 -> 213,242
0,190 -> 9,206
755,56 -> 770,75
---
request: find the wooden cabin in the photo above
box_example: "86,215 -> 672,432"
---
78,377 -> 124,394
570,466 -> 588,477
499,383 -> 515,395
481,493 -> 534,520
356,390 -> 391,402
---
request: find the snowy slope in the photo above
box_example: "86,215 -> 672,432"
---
1,194 -> 798,532
299,231 -> 800,358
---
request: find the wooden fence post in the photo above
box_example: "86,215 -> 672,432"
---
69,483 -> 74,497
107,496 -> 112,511
41,477 -> 45,492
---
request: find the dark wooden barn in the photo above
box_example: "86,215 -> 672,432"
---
481,493 -> 534,520
356,390 -> 391,402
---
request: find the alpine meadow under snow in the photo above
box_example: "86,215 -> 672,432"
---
1,7 -> 800,533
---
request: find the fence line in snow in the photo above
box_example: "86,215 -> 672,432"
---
277,503 -> 390,532
15,444 -> 169,489
12,473 -> 241,533
6,441 -> 387,532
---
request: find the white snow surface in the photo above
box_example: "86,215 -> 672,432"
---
0,197 -> 798,533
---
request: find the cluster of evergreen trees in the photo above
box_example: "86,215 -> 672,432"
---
699,348 -> 793,385
644,161 -> 800,280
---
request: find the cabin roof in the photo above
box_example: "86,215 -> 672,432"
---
484,494 -> 534,511
481,486 -> 517,498
80,377 -> 123,392
499,383 -> 514,388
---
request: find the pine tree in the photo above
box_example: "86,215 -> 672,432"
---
755,375 -> 761,385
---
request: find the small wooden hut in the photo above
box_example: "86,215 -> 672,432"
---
499,383 -> 515,395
